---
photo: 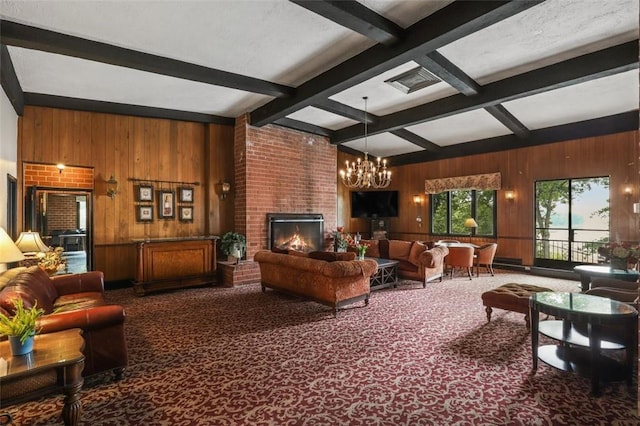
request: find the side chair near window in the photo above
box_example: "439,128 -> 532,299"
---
474,243 -> 498,277
445,245 -> 475,280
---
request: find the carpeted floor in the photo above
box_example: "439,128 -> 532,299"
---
5,272 -> 639,425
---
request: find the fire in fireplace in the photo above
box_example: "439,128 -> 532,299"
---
267,213 -> 324,253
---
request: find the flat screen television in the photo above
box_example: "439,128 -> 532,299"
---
350,190 -> 399,218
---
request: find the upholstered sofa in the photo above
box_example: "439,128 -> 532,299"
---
254,250 -> 378,316
0,266 -> 128,379
351,239 -> 449,286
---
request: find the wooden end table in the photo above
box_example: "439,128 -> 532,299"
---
0,328 -> 85,425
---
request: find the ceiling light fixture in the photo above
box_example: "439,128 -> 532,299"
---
339,97 -> 391,189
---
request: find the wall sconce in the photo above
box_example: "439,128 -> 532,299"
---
221,181 -> 231,200
505,190 -> 515,201
413,194 -> 423,227
106,175 -> 119,199
624,185 -> 632,200
56,163 -> 65,174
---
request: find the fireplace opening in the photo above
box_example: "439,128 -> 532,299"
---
268,213 -> 324,253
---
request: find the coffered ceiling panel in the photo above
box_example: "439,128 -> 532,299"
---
342,132 -> 424,158
406,109 -> 513,146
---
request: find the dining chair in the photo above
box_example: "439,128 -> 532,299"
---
445,246 -> 474,280
474,243 -> 498,277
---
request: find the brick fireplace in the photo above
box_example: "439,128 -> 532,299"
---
234,114 -> 337,258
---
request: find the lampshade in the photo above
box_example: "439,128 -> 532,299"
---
15,231 -> 50,254
0,227 -> 25,263
464,218 -> 478,228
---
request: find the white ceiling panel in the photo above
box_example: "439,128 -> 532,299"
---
286,107 -> 358,131
342,132 -> 424,159
502,70 -> 639,130
9,47 -> 270,117
406,109 -> 512,146
329,61 -> 459,116
357,0 -> 453,28
0,0 -> 374,86
438,0 -> 638,85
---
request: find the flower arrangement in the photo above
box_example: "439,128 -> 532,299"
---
597,241 -> 640,269
334,227 -> 349,251
354,242 -> 369,258
37,247 -> 66,275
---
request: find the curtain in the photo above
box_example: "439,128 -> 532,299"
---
424,172 -> 501,194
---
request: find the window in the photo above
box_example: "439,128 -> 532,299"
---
430,189 -> 496,236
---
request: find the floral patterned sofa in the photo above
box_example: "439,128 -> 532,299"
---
254,250 -> 378,316
350,239 -> 449,287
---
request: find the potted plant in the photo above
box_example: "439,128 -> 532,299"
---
220,232 -> 246,263
0,298 -> 45,356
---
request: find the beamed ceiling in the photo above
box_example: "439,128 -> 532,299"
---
0,0 -> 638,166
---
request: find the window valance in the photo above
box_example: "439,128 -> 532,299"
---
424,172 -> 501,194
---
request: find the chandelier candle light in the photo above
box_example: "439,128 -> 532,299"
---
340,97 -> 391,189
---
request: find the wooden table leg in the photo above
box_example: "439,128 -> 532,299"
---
588,323 -> 601,397
530,305 -> 539,374
61,360 -> 84,426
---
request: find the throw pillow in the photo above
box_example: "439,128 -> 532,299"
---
388,240 -> 412,261
271,246 -> 288,254
408,241 -> 427,266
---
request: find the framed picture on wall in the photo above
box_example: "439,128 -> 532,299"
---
179,187 -> 194,203
137,205 -> 154,222
158,190 -> 175,219
136,184 -> 154,202
180,206 -> 193,222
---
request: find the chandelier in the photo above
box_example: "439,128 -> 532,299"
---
339,97 -> 391,189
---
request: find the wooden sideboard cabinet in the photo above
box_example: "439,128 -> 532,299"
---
133,236 -> 218,296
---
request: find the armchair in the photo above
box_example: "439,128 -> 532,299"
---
474,243 -> 497,277
445,246 -> 474,280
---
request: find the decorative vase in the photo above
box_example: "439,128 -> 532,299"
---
357,254 -> 365,260
610,257 -> 629,272
337,247 -> 346,253
8,335 -> 34,356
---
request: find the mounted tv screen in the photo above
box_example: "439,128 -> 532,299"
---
350,191 -> 399,218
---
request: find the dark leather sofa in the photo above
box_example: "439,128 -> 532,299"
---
0,266 -> 128,379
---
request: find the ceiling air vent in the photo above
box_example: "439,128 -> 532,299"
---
385,66 -> 440,94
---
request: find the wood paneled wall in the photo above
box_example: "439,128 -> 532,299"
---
339,131 -> 640,266
18,106 -> 234,281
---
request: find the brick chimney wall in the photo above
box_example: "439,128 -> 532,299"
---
235,114 -> 337,258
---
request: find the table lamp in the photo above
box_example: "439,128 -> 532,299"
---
0,227 -> 25,271
464,218 -> 478,228
15,230 -> 49,255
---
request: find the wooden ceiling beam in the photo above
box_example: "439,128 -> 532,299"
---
0,44 -> 24,115
389,110 -> 639,166
313,99 -> 375,124
251,1 -> 543,126
290,0 -> 404,45
415,51 -> 480,96
485,104 -> 530,138
23,93 -> 233,125
0,20 -> 294,98
333,40 -> 639,143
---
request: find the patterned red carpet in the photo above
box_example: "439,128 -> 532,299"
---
6,272 -> 639,425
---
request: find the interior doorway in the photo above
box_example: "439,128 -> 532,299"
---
25,187 -> 92,273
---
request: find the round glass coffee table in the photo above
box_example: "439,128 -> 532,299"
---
529,292 -> 637,396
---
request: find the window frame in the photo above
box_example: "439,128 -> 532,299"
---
429,189 -> 497,237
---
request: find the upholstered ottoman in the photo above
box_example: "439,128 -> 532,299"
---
481,283 -> 552,329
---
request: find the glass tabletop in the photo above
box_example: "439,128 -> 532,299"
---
0,328 -> 84,378
531,292 -> 638,317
